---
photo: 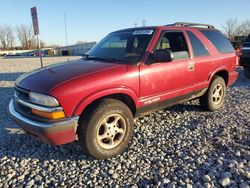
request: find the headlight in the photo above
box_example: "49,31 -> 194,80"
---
29,92 -> 59,107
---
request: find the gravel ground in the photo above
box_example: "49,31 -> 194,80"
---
0,56 -> 249,188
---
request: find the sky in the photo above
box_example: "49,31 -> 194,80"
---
1,0 -> 250,46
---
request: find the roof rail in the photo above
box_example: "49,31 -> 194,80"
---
167,22 -> 215,29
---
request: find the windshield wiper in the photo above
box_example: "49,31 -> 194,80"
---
83,54 -> 130,64
82,54 -> 111,61
88,56 -> 115,62
87,56 -> 125,63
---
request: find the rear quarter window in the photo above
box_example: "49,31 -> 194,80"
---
187,31 -> 209,57
200,30 -> 235,53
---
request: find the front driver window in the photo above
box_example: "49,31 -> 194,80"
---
156,31 -> 190,60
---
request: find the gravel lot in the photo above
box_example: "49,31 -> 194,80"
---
0,56 -> 249,188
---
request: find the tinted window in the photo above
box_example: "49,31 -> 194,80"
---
245,34 -> 250,42
187,31 -> 209,57
243,43 -> 250,47
156,32 -> 189,60
200,30 -> 234,53
87,30 -> 154,64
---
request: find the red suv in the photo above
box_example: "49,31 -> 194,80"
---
9,22 -> 238,159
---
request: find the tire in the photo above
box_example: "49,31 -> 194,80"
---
199,76 -> 226,111
77,99 -> 134,159
244,67 -> 250,78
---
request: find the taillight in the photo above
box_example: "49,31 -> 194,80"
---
235,56 -> 239,68
235,48 -> 240,68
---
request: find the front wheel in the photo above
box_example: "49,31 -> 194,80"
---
244,67 -> 250,78
77,99 -> 134,159
199,76 -> 226,111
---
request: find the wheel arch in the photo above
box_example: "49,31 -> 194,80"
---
73,88 -> 139,117
208,67 -> 229,86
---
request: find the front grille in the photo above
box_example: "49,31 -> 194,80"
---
15,87 -> 29,101
14,99 -> 32,115
13,86 -> 66,123
13,87 -> 37,121
14,87 -> 31,115
13,87 -> 65,123
13,98 -> 60,123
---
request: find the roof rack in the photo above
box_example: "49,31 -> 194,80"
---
167,22 -> 215,29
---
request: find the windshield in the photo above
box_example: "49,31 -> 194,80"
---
86,30 -> 154,64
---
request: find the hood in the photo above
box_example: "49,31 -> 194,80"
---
16,59 -> 122,93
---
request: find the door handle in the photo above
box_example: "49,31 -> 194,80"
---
188,63 -> 194,71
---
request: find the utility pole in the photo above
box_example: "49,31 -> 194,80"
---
64,14 -> 69,62
37,35 -> 43,67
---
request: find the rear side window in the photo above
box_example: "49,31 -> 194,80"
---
187,31 -> 209,57
200,30 -> 234,53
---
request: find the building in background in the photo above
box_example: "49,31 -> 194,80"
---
0,42 -> 97,56
54,42 -> 96,56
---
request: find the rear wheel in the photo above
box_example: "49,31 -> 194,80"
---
199,76 -> 226,111
77,99 -> 134,159
244,67 -> 250,78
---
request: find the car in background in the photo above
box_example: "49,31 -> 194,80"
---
28,51 -> 45,57
33,51 -> 45,57
240,34 -> 250,78
5,53 -> 16,57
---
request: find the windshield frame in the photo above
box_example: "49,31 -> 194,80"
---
86,29 -> 156,65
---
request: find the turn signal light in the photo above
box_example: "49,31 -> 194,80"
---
31,109 -> 65,119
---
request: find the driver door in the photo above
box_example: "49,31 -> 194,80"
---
139,30 -> 194,109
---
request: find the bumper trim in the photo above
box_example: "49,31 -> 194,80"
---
8,100 -> 79,134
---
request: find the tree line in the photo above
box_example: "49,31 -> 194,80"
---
0,24 -> 45,50
222,18 -> 250,40
1,18 -> 250,51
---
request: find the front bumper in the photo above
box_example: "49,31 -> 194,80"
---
8,100 -> 79,145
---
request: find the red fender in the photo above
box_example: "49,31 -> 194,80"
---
72,87 -> 140,116
208,65 -> 229,84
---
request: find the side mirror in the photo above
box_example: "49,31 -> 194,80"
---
151,49 -> 173,63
